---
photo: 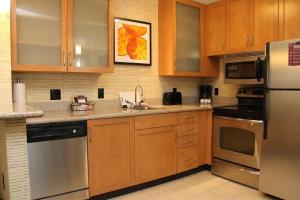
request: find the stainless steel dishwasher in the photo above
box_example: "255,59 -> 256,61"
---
27,121 -> 89,200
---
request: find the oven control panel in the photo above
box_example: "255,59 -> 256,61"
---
236,88 -> 264,98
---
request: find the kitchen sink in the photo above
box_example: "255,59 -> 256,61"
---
132,106 -> 157,110
132,106 -> 175,110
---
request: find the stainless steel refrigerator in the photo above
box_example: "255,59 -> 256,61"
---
260,39 -> 300,200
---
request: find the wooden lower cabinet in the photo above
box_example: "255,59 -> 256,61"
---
135,126 -> 177,184
178,134 -> 199,149
199,110 -> 213,165
87,110 -> 213,196
177,146 -> 199,173
88,117 -> 134,197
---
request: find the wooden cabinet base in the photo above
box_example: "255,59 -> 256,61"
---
177,146 -> 199,173
135,126 -> 177,184
88,118 -> 134,197
88,110 -> 213,196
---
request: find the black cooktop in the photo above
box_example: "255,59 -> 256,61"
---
213,105 -> 263,120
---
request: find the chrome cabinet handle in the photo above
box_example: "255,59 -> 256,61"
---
184,158 -> 194,163
250,35 -> 254,47
69,52 -> 72,66
185,116 -> 194,121
183,140 -> 194,146
247,35 -> 249,48
63,51 -> 66,66
184,128 -> 194,133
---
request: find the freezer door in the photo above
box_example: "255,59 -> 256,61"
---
259,90 -> 300,199
268,39 -> 300,89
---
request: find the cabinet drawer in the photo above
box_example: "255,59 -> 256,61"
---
135,113 -> 178,130
177,146 -> 199,173
178,122 -> 199,136
178,134 -> 199,149
178,111 -> 199,124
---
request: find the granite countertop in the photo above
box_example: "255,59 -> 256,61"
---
26,104 -> 213,125
25,97 -> 237,125
0,103 -> 43,120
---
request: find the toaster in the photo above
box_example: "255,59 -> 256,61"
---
163,88 -> 182,105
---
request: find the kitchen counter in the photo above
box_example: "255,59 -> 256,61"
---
26,104 -> 212,125
26,97 -> 237,125
0,103 -> 43,120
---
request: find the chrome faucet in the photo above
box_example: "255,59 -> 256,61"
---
134,85 -> 144,106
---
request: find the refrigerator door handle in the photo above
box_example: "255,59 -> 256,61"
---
263,90 -> 269,139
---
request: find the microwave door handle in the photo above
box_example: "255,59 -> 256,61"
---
256,57 -> 262,82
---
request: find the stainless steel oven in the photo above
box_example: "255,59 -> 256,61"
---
224,56 -> 265,85
213,116 -> 263,169
212,87 -> 264,188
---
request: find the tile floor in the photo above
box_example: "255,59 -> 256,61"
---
110,170 -> 278,200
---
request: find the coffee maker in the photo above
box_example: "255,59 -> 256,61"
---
199,85 -> 212,105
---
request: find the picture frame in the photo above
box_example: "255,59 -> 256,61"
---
114,17 -> 152,66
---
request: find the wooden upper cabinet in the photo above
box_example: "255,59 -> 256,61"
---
251,0 -> 279,51
158,0 -> 219,77
88,117 -> 134,197
281,0 -> 300,40
11,0 -> 68,72
206,0 -> 226,56
67,0 -> 113,73
11,0 -> 113,73
225,0 -> 279,53
226,0 -> 251,53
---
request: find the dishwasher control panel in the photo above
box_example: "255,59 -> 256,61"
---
27,121 -> 87,143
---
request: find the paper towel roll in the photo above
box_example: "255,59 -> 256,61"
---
13,82 -> 26,104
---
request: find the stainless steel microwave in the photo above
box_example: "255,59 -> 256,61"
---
224,56 -> 265,85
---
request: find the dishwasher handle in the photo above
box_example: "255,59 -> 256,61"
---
27,121 -> 87,143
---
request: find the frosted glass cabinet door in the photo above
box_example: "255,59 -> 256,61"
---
69,0 -> 111,71
176,2 -> 201,72
14,0 -> 66,69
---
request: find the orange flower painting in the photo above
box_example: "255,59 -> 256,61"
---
114,18 -> 151,65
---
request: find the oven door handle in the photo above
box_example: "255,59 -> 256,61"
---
214,115 -> 264,124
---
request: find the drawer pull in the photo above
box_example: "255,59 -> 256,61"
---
185,117 -> 194,120
184,158 -> 194,163
184,128 -> 194,132
183,140 -> 194,145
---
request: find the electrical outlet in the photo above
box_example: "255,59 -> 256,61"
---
50,89 -> 61,100
214,88 -> 219,96
98,88 -> 104,99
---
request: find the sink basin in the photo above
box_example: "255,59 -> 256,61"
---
132,106 -> 154,110
132,106 -> 165,110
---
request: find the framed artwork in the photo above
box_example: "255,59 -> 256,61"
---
114,17 -> 152,66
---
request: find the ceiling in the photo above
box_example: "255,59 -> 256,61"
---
192,0 -> 220,4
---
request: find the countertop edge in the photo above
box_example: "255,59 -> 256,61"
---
0,110 -> 44,120
26,106 -> 213,125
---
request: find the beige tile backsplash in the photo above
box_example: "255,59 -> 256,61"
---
12,0 -> 238,104
0,11 -> 12,104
